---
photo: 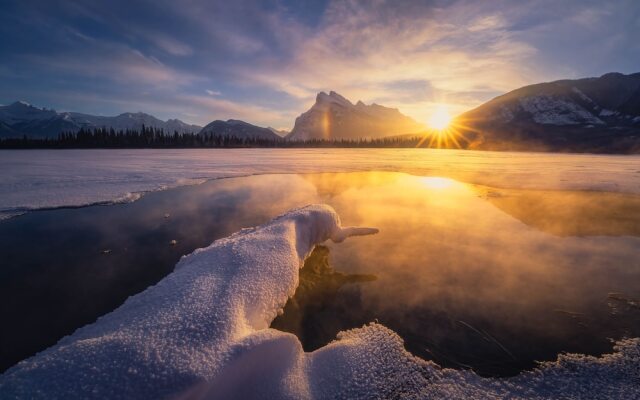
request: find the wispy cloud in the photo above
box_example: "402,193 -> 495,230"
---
0,0 -> 638,127
141,33 -> 194,56
233,1 -> 542,120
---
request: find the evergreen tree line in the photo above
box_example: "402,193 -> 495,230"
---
0,126 -> 433,149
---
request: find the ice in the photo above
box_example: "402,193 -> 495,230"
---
0,205 -> 638,399
1,149 -> 640,220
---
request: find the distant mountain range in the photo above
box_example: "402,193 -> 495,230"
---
268,127 -> 290,137
3,72 -> 640,152
200,119 -> 281,140
0,101 -> 202,138
286,91 -> 424,140
456,72 -> 640,152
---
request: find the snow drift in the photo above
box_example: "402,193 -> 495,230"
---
0,205 -> 638,399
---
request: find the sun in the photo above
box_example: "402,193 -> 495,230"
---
428,105 -> 452,130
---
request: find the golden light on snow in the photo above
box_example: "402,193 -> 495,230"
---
420,177 -> 456,189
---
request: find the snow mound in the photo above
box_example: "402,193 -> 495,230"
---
0,205 -> 638,399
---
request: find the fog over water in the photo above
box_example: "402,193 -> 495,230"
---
1,171 -> 638,376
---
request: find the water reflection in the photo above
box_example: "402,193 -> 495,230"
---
297,172 -> 640,375
0,175 -> 318,372
271,246 -> 376,350
0,172 -> 638,377
476,187 -> 640,236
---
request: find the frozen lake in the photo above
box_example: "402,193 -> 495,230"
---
1,171 -> 639,378
1,150 -> 639,398
1,148 -> 639,220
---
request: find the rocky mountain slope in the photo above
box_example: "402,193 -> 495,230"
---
0,102 -> 201,138
287,91 -> 424,140
455,72 -> 640,153
199,119 -> 281,140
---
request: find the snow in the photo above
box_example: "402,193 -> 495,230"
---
317,91 -> 353,107
519,95 -> 605,125
2,148 -> 640,220
66,112 -> 201,133
0,102 -> 201,137
0,102 -> 58,124
498,105 -> 515,122
571,87 -> 594,104
0,204 -> 638,399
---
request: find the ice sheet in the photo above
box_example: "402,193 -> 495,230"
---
1,149 -> 639,220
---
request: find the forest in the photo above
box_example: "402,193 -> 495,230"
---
0,126 -> 435,149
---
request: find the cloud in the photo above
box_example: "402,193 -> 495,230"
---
20,47 -> 195,88
177,94 -> 292,125
229,0 -> 542,121
23,87 -> 291,128
144,34 -> 194,56
1,0 -> 638,127
468,15 -> 508,32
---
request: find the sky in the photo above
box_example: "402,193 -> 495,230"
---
1,0 -> 639,129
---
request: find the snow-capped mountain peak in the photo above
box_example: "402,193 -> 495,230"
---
315,91 -> 353,108
0,102 -> 202,138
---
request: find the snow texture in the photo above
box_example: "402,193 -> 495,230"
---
2,148 -> 640,220
519,95 -> 605,125
0,101 -> 201,137
0,204 -> 638,399
571,86 -> 595,104
498,105 -> 515,122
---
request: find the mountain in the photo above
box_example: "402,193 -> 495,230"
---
267,127 -> 290,137
0,101 -> 79,138
287,91 -> 424,140
65,112 -> 201,134
0,101 -> 202,138
0,120 -> 21,137
199,119 -> 281,140
455,72 -> 640,153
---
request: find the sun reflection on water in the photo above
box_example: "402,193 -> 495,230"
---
421,177 -> 456,189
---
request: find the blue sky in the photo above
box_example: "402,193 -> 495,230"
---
1,0 -> 638,128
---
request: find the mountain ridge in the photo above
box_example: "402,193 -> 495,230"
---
455,72 -> 640,152
286,91 -> 425,140
0,102 -> 202,138
199,119 -> 281,140
4,72 -> 640,153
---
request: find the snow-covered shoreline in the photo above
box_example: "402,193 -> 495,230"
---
1,148 -> 639,220
0,205 -> 638,399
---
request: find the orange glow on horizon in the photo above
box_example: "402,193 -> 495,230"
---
416,110 -> 479,150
